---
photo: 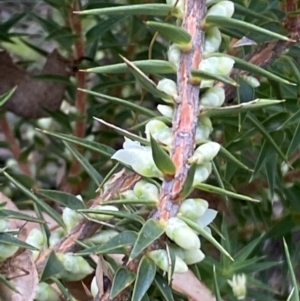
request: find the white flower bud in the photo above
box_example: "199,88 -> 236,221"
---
195,117 -> 213,144
49,228 -> 65,248
198,57 -> 235,76
148,249 -> 188,273
182,248 -> 205,265
189,142 -> 220,165
157,105 -> 174,118
85,230 -> 119,245
167,43 -> 181,69
217,57 -> 235,75
91,276 -> 99,298
0,219 -> 9,232
240,75 -> 260,88
120,190 -> 139,200
165,217 -> 200,250
37,117 -> 52,129
157,78 -> 178,103
178,198 -> 209,220
193,162 -> 212,186
62,207 -> 83,233
26,228 -> 44,250
204,27 -> 222,55
35,282 -> 60,301
206,1 -> 235,18
200,86 -> 225,108
145,120 -> 170,144
57,253 -> 94,282
228,274 -> 247,300
133,180 -> 159,203
88,205 -> 119,221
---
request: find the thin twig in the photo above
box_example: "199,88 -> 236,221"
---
0,115 -> 31,176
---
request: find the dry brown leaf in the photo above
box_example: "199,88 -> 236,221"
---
172,270 -> 216,301
0,49 -> 69,119
0,250 -> 39,301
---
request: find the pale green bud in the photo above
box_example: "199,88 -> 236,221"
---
206,1 -> 235,18
85,230 -> 119,245
0,242 -> 19,262
167,43 -> 181,69
157,79 -> 178,103
198,57 -> 235,76
91,276 -> 99,298
193,162 -> 212,185
165,217 -> 200,250
120,190 -> 139,200
133,180 -> 159,203
49,227 -> 65,248
204,27 -> 222,55
178,198 -> 209,220
157,105 -> 174,118
148,249 -> 188,273
195,117 -> 213,144
189,142 -> 220,165
26,228 -> 44,250
145,120 -> 172,146
88,205 -> 119,221
62,207 -> 83,233
240,75 -> 260,88
217,57 -> 235,75
0,219 -> 9,232
35,282 -> 60,301
57,253 -> 94,282
228,274 -> 247,300
37,117 -> 52,130
182,248 -> 205,265
200,86 -> 225,108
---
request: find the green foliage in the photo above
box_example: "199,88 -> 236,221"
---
1,0 -> 300,300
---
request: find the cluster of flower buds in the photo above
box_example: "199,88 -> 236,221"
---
149,198 -> 217,272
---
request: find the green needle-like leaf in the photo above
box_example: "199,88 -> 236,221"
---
150,135 -> 176,177
40,250 -> 64,282
132,256 -> 156,301
36,189 -> 85,210
205,16 -> 295,42
146,21 -> 192,49
75,4 -> 180,17
2,171 -> 64,228
64,142 -> 103,186
129,219 -> 164,260
283,238 -> 299,301
193,183 -> 260,202
83,60 -> 175,75
191,70 -> 238,86
0,86 -> 17,106
110,267 -> 136,299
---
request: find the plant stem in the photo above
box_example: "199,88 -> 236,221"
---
151,0 -> 206,221
0,115 -> 31,176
